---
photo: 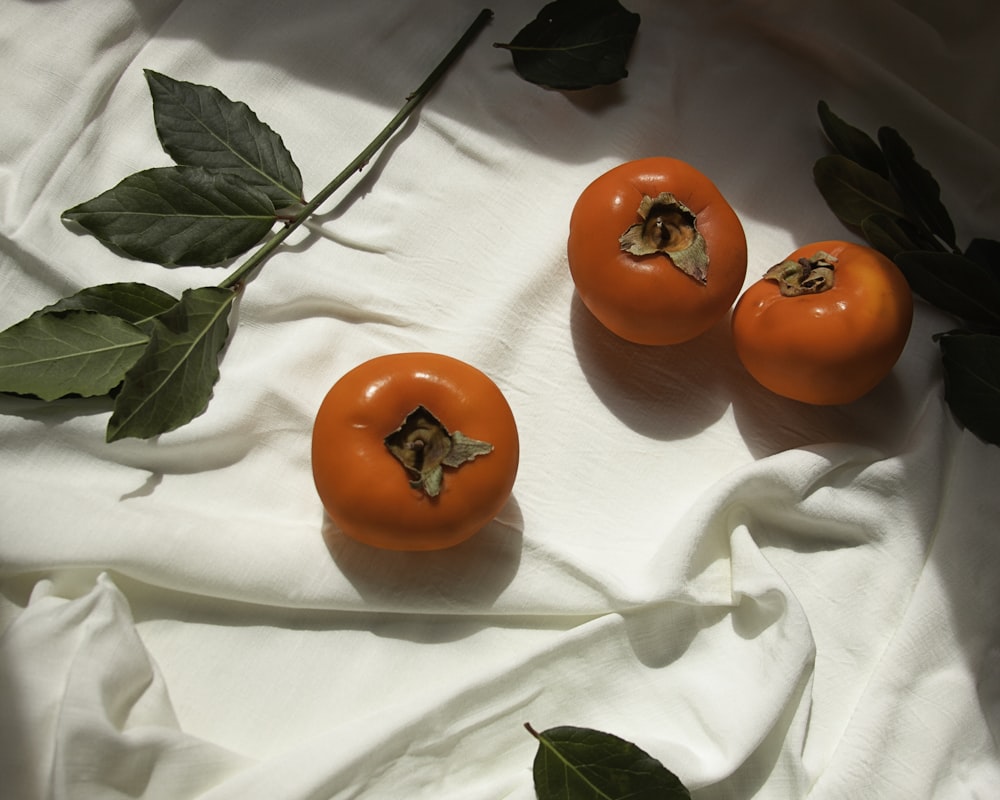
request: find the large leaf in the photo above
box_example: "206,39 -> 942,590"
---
146,70 -> 304,208
494,0 -> 640,90
34,282 -> 178,329
106,286 -> 236,441
526,724 -> 691,800
0,311 -> 149,400
894,250 -> 1000,331
817,101 -> 888,178
813,154 -> 906,229
62,166 -> 276,266
937,332 -> 1000,445
878,126 -> 957,250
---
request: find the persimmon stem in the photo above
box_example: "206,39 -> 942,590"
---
618,192 -> 710,284
218,8 -> 494,291
765,251 -> 837,296
385,405 -> 493,497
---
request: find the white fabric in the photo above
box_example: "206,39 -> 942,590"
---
2,1 -> 999,797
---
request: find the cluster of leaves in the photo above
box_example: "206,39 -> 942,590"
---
814,101 -> 1000,445
0,4 -> 639,443
0,70 -> 303,442
526,724 -> 691,799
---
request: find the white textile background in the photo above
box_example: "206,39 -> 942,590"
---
2,1 -> 999,798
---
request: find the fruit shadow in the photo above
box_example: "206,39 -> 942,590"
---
569,293 -> 734,441
728,352 -> 915,459
321,494 -> 524,614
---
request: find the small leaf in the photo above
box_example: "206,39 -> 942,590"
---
34,282 -> 178,329
526,723 -> 691,800
494,0 -> 640,91
106,286 -> 237,441
878,126 -> 957,250
145,70 -> 304,209
0,310 -> 149,401
817,101 -> 889,178
894,250 -> 1000,330
937,332 -> 1000,445
62,166 -> 276,266
813,155 -> 906,229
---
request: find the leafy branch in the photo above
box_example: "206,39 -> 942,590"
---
0,2 -> 644,443
0,8 -> 495,441
814,101 -> 1000,445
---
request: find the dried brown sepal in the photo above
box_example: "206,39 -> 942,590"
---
618,192 -> 710,283
384,405 -> 493,497
764,251 -> 838,297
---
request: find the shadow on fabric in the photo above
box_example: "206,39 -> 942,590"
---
321,495 -> 524,617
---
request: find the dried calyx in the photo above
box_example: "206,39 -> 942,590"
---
618,192 -> 710,283
384,405 -> 493,497
764,251 -> 837,297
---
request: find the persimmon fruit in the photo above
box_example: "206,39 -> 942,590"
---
311,352 -> 519,551
568,157 -> 748,345
731,240 -> 913,405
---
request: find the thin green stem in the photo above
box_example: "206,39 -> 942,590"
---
220,7 -> 494,291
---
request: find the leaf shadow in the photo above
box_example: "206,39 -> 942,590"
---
118,472 -> 163,500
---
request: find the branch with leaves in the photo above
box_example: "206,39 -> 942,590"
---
0,0 -> 641,443
814,101 -> 1000,445
0,9 -> 494,441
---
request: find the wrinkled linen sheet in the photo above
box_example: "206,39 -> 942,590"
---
2,1 -> 999,798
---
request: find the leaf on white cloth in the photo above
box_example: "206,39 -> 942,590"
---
62,166 -> 277,266
526,723 -> 691,799
0,310 -> 149,400
107,285 -> 237,441
146,69 -> 305,209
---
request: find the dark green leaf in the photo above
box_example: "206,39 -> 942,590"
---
106,286 -> 236,441
861,213 -> 921,259
965,237 -> 1000,282
34,282 -> 178,330
895,250 -> 1000,330
878,126 -> 957,250
937,332 -> 1000,445
145,70 -> 304,209
817,101 -> 889,178
62,166 -> 276,266
0,311 -> 149,400
494,0 -> 640,90
526,724 -> 691,800
813,154 -> 906,229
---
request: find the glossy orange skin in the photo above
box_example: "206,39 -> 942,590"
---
311,353 -> 519,551
731,240 -> 914,405
568,157 -> 748,345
